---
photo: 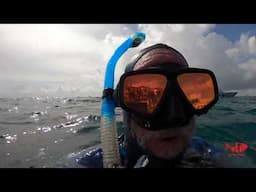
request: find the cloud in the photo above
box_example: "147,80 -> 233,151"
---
239,59 -> 256,81
0,24 -> 139,97
0,24 -> 256,97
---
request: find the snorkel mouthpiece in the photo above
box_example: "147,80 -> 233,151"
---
101,32 -> 146,168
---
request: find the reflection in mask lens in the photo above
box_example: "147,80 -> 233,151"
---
177,73 -> 215,109
123,74 -> 167,114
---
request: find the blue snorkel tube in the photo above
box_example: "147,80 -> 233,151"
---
101,32 -> 146,168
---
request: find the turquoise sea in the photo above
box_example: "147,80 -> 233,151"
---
0,96 -> 255,168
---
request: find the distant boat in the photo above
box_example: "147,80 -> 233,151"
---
219,89 -> 238,97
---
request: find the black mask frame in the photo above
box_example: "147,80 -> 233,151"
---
115,67 -> 219,120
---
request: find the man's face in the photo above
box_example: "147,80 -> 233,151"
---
129,116 -> 196,160
122,45 -> 195,160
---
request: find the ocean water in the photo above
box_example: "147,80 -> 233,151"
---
0,96 -> 255,168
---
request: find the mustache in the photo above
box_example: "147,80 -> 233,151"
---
137,129 -> 180,146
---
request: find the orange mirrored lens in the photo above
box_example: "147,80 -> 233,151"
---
177,73 -> 215,110
123,74 -> 167,114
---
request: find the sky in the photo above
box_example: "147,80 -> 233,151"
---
0,24 -> 256,97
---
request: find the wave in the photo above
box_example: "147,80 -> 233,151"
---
78,140 -> 100,150
0,121 -> 34,125
215,106 -> 235,112
245,108 -> 256,115
76,125 -> 99,134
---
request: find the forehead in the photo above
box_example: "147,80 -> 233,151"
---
133,48 -> 188,71
137,63 -> 188,73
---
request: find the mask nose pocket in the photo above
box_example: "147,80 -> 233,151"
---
155,82 -> 191,127
165,94 -> 186,121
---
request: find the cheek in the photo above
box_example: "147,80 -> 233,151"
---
133,126 -> 148,138
183,117 -> 196,141
130,119 -> 149,138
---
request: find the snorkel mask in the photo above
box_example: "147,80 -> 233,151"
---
114,44 -> 219,131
